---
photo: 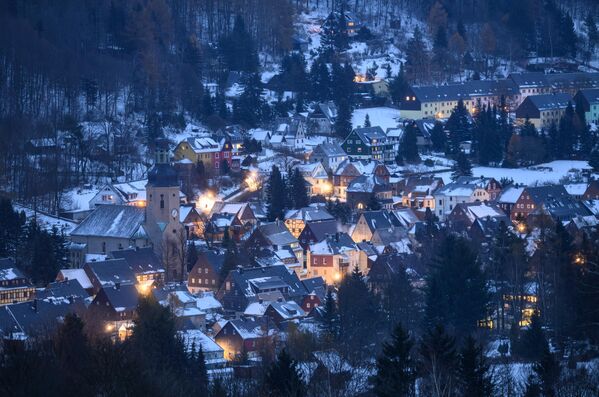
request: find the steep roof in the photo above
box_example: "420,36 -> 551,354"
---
346,175 -> 389,193
256,222 -> 298,246
71,205 -> 145,239
285,207 -> 334,222
229,265 -> 307,299
302,220 -> 339,242
85,259 -> 137,287
523,93 -> 572,111
37,279 -> 88,300
313,142 -> 346,157
100,284 -> 139,311
111,247 -> 164,275
352,126 -> 386,145
360,210 -> 402,231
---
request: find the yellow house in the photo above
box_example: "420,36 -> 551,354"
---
173,137 -> 220,170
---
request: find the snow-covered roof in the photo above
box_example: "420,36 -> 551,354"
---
497,186 -> 524,204
564,183 -> 588,196
180,329 -> 224,354
58,269 -> 93,290
71,205 -> 145,239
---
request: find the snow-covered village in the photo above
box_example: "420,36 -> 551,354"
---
1,0 -> 599,396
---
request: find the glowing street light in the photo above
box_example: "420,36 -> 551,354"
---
516,223 -> 527,234
198,191 -> 216,213
245,171 -> 261,192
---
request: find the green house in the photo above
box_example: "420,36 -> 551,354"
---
573,88 -> 599,124
341,126 -> 393,163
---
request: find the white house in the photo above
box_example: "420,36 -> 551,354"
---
434,182 -> 489,220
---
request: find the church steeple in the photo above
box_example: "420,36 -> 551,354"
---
146,139 -> 180,224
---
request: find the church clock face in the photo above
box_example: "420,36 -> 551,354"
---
171,208 -> 178,220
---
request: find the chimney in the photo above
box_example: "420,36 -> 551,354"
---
115,282 -> 121,290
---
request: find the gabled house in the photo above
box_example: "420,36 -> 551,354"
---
394,176 -> 444,210
323,10 -> 362,36
83,258 -> 137,295
216,265 -> 308,313
89,180 -> 149,208
351,210 -> 402,243
274,116 -> 306,151
0,258 -> 35,305
433,181 -> 490,220
90,284 -> 139,338
332,159 -> 389,200
284,207 -> 335,238
512,185 -> 591,223
187,249 -> 226,293
346,175 -> 393,210
264,300 -> 306,325
298,219 -> 339,249
341,126 -> 394,162
447,202 -> 507,232
294,162 -> 331,196
214,317 -> 272,360
497,186 -> 525,216
37,279 -> 88,301
307,102 -> 337,135
0,298 -> 85,340
173,136 -> 222,171
309,142 -> 347,173
515,93 -> 571,129
110,247 -> 165,286
573,88 -> 599,124
307,233 -> 361,284
245,222 -> 303,272
179,205 -> 205,238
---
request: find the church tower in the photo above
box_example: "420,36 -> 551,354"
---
145,139 -> 185,282
146,139 -> 180,224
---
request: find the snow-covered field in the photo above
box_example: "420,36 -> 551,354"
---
352,107 -> 401,130
436,160 -> 592,185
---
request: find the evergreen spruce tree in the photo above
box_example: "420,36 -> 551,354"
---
309,56 -> 331,101
446,100 -> 470,154
425,235 -> 488,336
457,336 -> 494,397
335,99 -> 353,139
532,345 -> 560,397
338,266 -> 380,360
451,151 -> 472,180
364,113 -> 371,127
263,349 -> 305,397
516,313 -> 548,362
372,323 -> 417,397
401,123 -> 420,163
405,27 -> 430,82
288,168 -> 310,209
418,324 -> 458,397
266,165 -> 287,221
430,121 -> 447,152
219,15 -> 258,72
322,288 -> 339,339
383,266 -> 420,333
196,346 -> 209,393
219,234 -> 238,285
389,65 -> 409,104
0,198 -> 24,258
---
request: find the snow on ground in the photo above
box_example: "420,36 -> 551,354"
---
435,160 -> 591,185
13,204 -> 78,235
61,187 -> 99,211
352,107 -> 401,130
